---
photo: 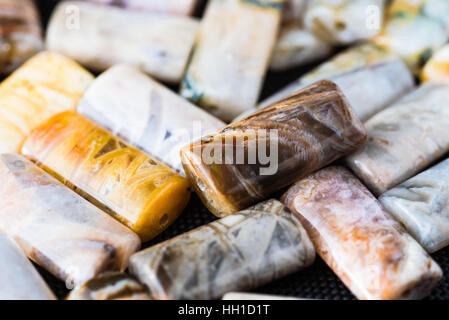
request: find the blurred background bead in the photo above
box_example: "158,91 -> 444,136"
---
180,0 -> 284,121
0,51 -> 93,153
46,1 -> 199,83
422,44 -> 449,84
0,0 -> 43,74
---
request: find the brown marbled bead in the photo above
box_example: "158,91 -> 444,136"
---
129,200 -> 315,300
282,166 -> 442,300
181,80 -> 367,217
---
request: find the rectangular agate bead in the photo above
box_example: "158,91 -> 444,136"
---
263,56 -> 414,122
67,272 -> 151,300
0,233 -> 55,300
346,83 -> 449,196
0,154 -> 140,287
304,0 -> 386,45
77,64 -> 225,174
22,111 -> 191,242
180,0 -> 283,121
0,51 -> 93,153
46,1 -> 199,83
282,166 -> 442,300
182,80 -> 366,217
372,0 -> 449,75
380,158 -> 449,253
129,200 -> 315,300
78,0 -> 199,15
0,0 -> 43,74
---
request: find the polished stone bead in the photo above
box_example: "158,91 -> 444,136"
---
77,65 -> 225,175
380,158 -> 449,253
180,0 -> 283,121
182,80 -> 366,217
0,0 -> 43,74
22,111 -> 191,242
67,272 -> 151,300
0,154 -> 140,287
0,51 -> 93,153
422,44 -> 449,85
0,233 -> 55,300
372,0 -> 449,75
282,166 -> 442,300
78,0 -> 199,15
304,0 -> 386,45
129,200 -> 315,300
346,83 -> 449,196
46,1 -> 199,83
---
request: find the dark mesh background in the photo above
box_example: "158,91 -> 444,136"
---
35,0 -> 449,300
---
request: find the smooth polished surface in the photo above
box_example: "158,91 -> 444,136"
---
129,200 -> 315,300
0,232 -> 55,300
180,0 -> 283,121
346,83 -> 449,196
0,0 -> 43,73
182,80 -> 366,217
67,272 -> 151,300
77,65 -> 225,174
380,158 -> 449,253
0,51 -> 93,153
78,0 -> 199,15
282,166 -> 442,300
22,111 -> 191,242
0,154 -> 140,287
47,1 -> 199,83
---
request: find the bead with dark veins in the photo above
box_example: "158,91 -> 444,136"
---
182,80 -> 367,217
282,166 -> 442,300
129,200 -> 315,300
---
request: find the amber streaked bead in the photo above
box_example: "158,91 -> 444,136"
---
181,80 -> 366,217
22,111 -> 191,242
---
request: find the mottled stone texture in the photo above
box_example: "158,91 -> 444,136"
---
261,56 -> 413,122
182,80 -> 366,217
380,158 -> 449,253
77,65 -> 225,174
78,0 -> 199,15
346,83 -> 449,196
0,154 -> 140,287
0,0 -> 43,73
0,233 -> 55,300
282,166 -> 442,300
46,1 -> 199,83
180,0 -> 283,121
22,111 -> 191,242
0,51 -> 93,154
129,200 -> 315,300
67,272 -> 151,300
304,0 -> 386,45
372,0 -> 449,75
422,44 -> 449,85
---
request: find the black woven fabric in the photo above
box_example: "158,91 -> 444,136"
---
35,0 -> 449,300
